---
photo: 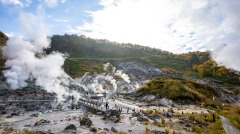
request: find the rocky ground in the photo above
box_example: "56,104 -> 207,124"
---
0,87 -> 56,115
0,73 -> 56,117
110,60 -> 165,81
0,96 -> 215,134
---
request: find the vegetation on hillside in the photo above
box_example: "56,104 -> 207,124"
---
136,76 -> 225,105
142,108 -> 225,134
176,111 -> 225,134
47,34 -> 240,85
219,104 -> 240,130
179,52 -> 240,85
64,58 -> 106,78
0,31 -> 8,69
48,34 -> 168,58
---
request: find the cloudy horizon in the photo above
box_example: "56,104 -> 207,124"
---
1,0 -> 240,54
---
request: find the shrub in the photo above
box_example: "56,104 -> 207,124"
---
165,127 -> 169,134
23,129 -> 39,134
143,121 -> 150,125
161,117 -> 165,125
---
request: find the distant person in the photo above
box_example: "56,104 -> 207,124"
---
105,101 -> 109,110
212,113 -> 216,122
118,108 -> 122,113
71,95 -> 74,109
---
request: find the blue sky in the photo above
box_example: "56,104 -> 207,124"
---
0,0 -> 101,35
1,0 -> 240,53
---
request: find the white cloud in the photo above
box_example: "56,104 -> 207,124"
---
0,0 -> 32,7
53,19 -> 69,22
44,0 -> 57,7
4,32 -> 14,37
67,0 -> 240,53
44,0 -> 66,7
0,0 -> 22,6
60,0 -> 66,3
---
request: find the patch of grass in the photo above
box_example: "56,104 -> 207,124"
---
156,122 -> 164,127
143,121 -> 150,125
177,111 -> 225,134
208,119 -> 226,134
165,127 -> 170,134
23,129 -> 39,134
64,58 -> 105,78
161,117 -> 165,125
0,118 -> 5,121
219,104 -> 240,131
116,131 -> 128,134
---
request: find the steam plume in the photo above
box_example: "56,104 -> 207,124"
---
212,43 -> 240,72
2,12 -> 74,101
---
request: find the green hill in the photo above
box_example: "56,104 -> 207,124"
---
46,34 -> 240,85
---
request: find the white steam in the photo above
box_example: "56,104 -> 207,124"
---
115,70 -> 130,83
75,63 -> 142,94
212,43 -> 240,72
2,12 -> 77,101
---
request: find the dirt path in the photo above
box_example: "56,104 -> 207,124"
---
220,116 -> 240,134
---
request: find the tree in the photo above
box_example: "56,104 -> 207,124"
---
190,53 -> 200,64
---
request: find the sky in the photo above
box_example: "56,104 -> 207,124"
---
1,0 -> 240,53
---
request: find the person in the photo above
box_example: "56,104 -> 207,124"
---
212,113 -> 216,122
71,95 -> 74,109
105,101 -> 109,110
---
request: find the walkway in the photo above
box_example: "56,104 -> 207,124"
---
220,116 -> 240,134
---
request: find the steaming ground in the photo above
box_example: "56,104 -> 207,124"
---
75,61 -> 165,94
212,43 -> 240,72
2,12 -> 84,102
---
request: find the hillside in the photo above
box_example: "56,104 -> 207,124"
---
0,32 -> 7,69
47,34 -> 240,86
134,76 -> 239,105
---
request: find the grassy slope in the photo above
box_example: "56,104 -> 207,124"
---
63,56 -> 195,78
64,58 -> 106,78
218,104 -> 240,130
141,56 -> 196,76
136,76 -> 224,105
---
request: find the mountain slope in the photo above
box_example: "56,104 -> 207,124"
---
134,76 -> 239,105
47,34 -> 240,86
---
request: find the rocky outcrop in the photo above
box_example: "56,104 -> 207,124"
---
34,119 -> 51,126
104,109 -> 121,119
89,127 -> 98,132
63,124 -> 77,131
111,60 -> 165,81
111,127 -> 118,132
0,84 -> 56,115
79,117 -> 92,127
